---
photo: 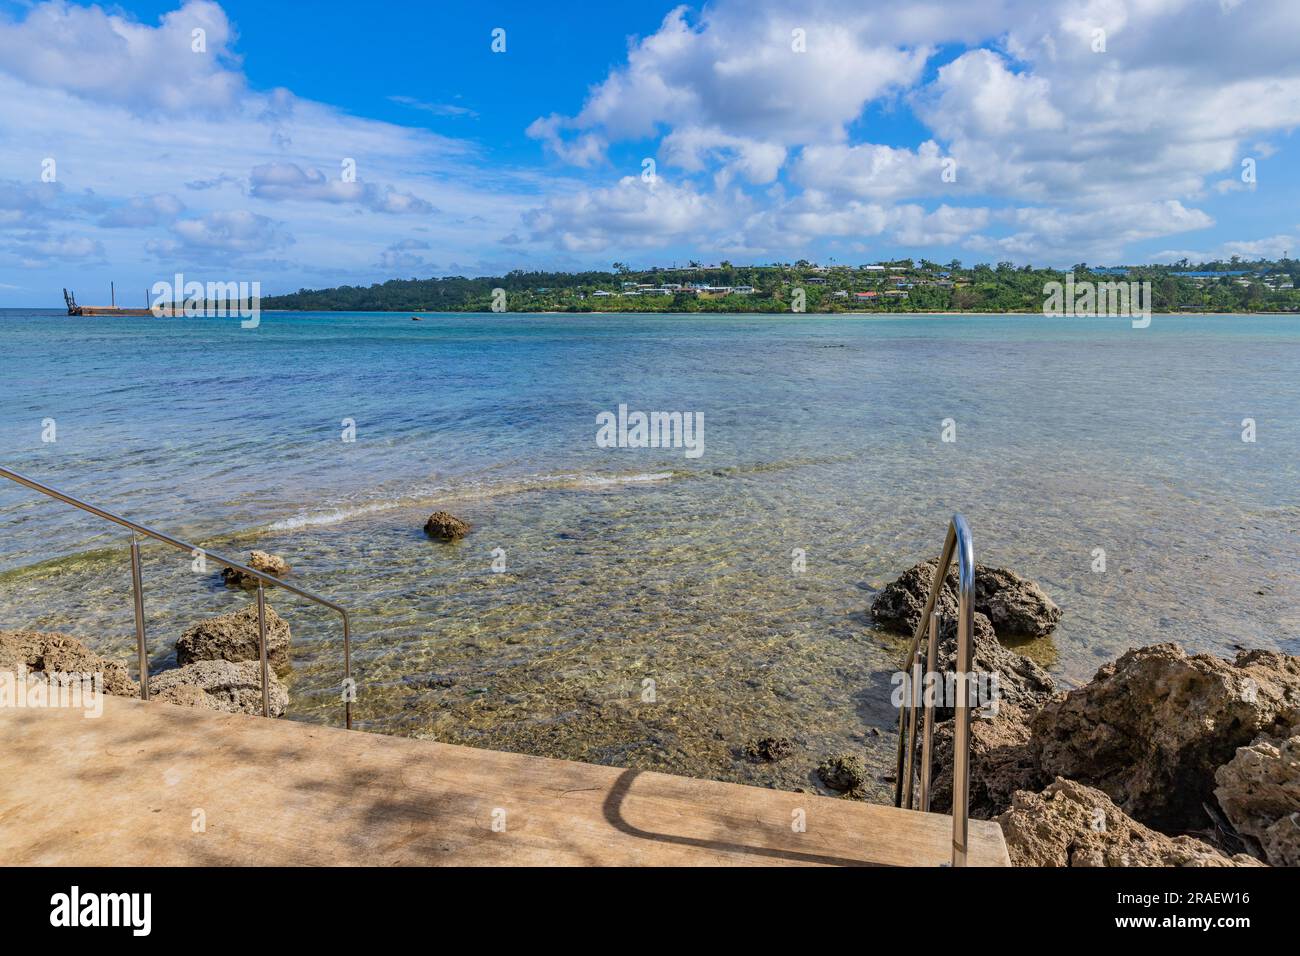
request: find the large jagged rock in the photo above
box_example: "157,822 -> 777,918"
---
1215,735 -> 1300,867
872,560 -> 960,634
221,550 -> 290,589
1032,644 -> 1300,832
150,659 -> 288,717
871,560 -> 1062,639
973,566 -> 1062,638
176,604 -> 291,671
929,703 -> 1046,819
996,778 -> 1266,867
0,629 -> 138,697
932,614 -> 1056,713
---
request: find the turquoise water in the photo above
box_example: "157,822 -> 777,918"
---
2,309 -> 1297,797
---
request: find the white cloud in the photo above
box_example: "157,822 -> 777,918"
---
536,5 -> 931,155
99,193 -> 186,228
793,141 -> 950,199
659,127 -> 786,186
0,0 -> 243,114
523,176 -> 731,253
388,95 -> 477,118
377,238 -> 435,272
249,163 -> 435,214
146,209 -> 290,258
1152,234 -> 1297,263
968,201 -> 1215,261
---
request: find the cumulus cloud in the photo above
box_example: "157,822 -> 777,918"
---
0,0 -> 243,114
249,163 -> 435,214
527,2 -> 931,181
968,201 -> 1215,261
516,0 -> 1300,262
98,193 -> 185,228
1152,234 -> 1297,264
0,179 -> 63,228
793,141 -> 950,200
147,209 -> 291,258
523,176 -> 730,252
377,238 -> 435,272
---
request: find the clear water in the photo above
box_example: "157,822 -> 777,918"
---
2,309 -> 1297,799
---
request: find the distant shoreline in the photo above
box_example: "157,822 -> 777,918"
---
250,309 -> 1300,317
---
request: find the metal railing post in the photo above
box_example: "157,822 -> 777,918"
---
951,525 -> 975,867
0,466 -> 353,729
917,610 -> 939,812
256,582 -> 271,718
129,534 -> 149,700
342,611 -> 353,730
902,643 -> 923,809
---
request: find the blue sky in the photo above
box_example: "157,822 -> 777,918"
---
1,0 -> 1299,305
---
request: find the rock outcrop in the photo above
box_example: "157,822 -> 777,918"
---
871,560 -> 1062,639
221,550 -> 290,589
1031,643 -> 1300,831
996,778 -> 1265,867
150,659 -> 288,717
929,703 -> 1045,819
931,615 -> 1056,714
424,511 -> 471,541
0,629 -> 138,697
1215,734 -> 1300,867
973,566 -> 1063,638
176,604 -> 291,671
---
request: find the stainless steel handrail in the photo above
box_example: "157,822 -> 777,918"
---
892,513 -> 975,867
0,466 -> 353,729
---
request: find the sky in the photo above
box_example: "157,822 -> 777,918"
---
1,0 -> 1299,305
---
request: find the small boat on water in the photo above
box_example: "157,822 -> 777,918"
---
63,286 -> 153,317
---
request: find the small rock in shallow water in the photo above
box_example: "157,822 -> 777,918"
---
177,603 -> 291,672
817,753 -> 867,793
870,560 -> 1062,639
221,550 -> 290,589
744,736 -> 793,762
424,511 -> 471,541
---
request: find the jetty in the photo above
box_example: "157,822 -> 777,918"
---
0,696 -> 1009,866
63,286 -> 153,317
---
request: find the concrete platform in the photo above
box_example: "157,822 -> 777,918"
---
0,696 -> 1010,866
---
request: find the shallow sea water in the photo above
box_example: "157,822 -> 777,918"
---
2,309 -> 1297,800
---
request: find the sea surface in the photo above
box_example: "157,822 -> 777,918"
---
2,309 -> 1297,799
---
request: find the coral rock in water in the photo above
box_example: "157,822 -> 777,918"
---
424,511 -> 471,541
221,550 -> 291,589
176,603 -> 292,672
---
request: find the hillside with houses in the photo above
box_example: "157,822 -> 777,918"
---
260,258 -> 1300,313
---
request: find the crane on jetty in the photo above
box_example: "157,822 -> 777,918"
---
63,283 -> 153,316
